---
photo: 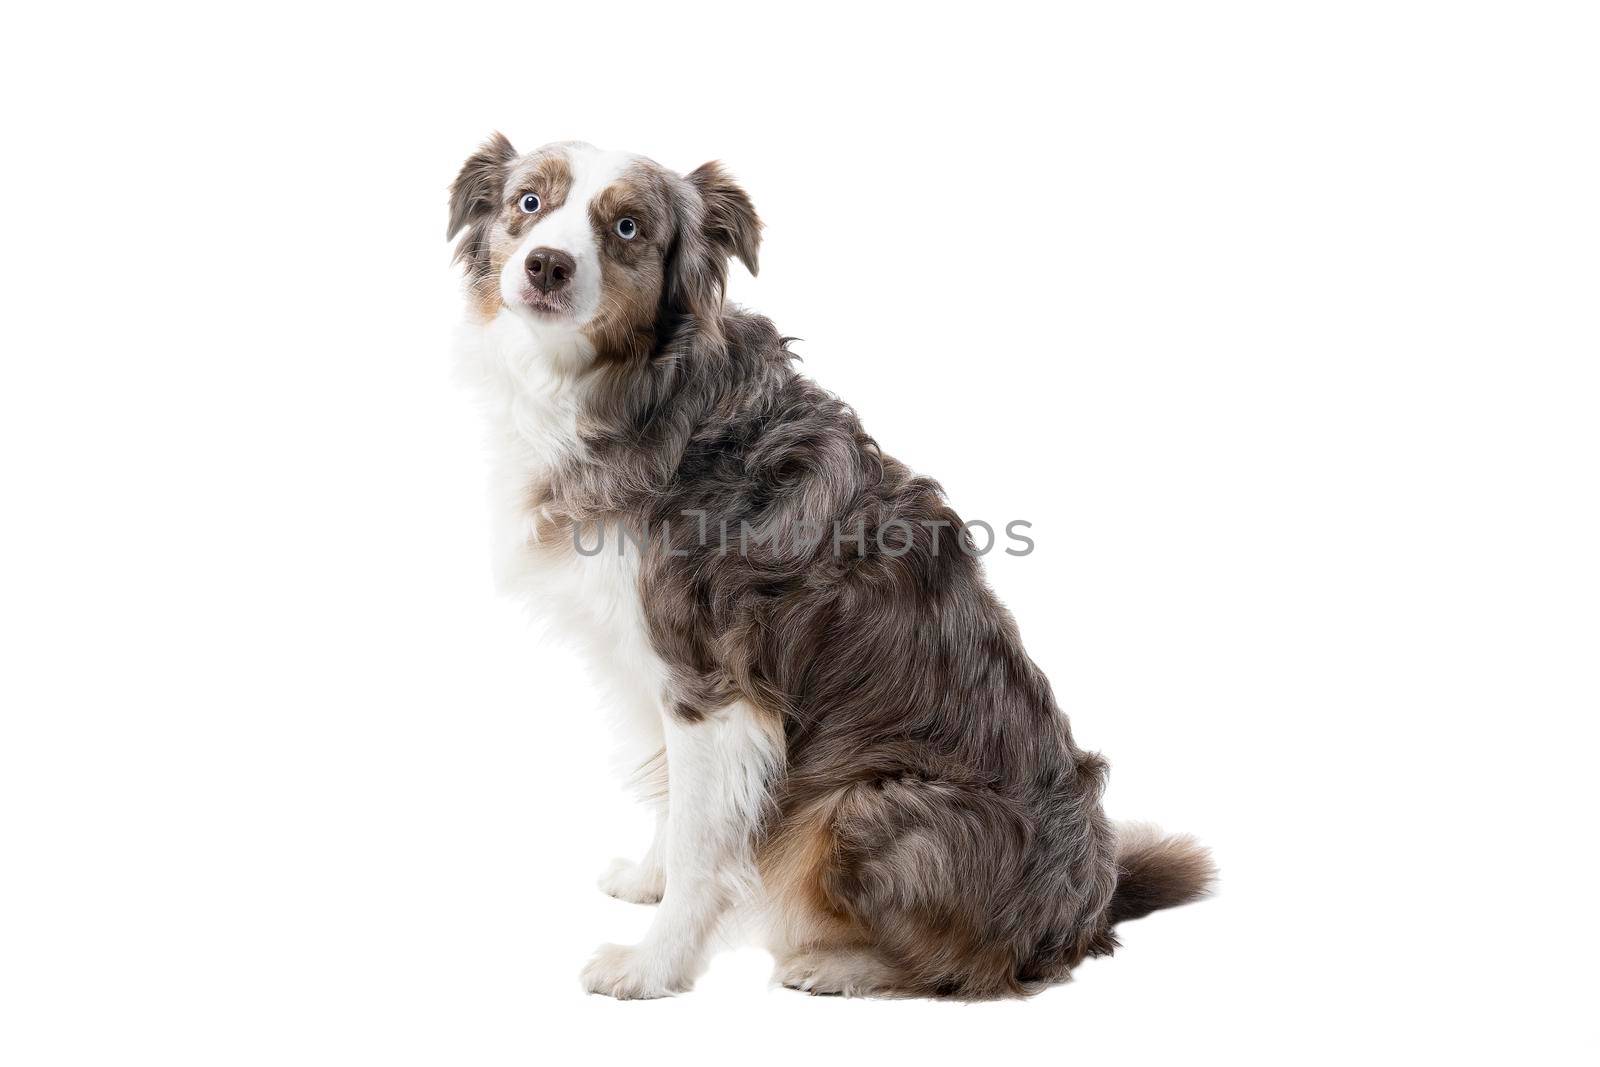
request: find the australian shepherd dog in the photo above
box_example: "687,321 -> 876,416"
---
447,136 -> 1213,999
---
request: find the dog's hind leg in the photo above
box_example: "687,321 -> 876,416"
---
764,771 -> 1114,999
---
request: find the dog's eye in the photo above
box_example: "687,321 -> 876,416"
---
519,193 -> 541,214
615,217 -> 638,240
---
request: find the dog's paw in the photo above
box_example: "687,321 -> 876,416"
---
597,857 -> 664,904
581,942 -> 689,1000
775,950 -> 895,997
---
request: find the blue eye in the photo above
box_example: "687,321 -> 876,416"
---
615,217 -> 638,240
519,193 -> 541,214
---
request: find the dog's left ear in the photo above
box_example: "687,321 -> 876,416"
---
686,162 -> 762,276
664,163 -> 763,333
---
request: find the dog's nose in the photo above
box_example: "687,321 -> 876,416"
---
525,247 -> 576,294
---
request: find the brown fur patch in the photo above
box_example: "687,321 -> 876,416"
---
582,163 -> 678,366
506,152 -> 575,236
759,790 -> 862,957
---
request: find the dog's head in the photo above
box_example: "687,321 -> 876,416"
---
448,136 -> 761,362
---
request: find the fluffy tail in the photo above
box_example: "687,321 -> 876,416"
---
1108,822 -> 1216,925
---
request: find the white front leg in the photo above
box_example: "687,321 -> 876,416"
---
582,701 -> 782,998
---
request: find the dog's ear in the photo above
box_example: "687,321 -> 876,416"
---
686,161 -> 762,276
663,163 -> 762,334
447,133 -> 517,272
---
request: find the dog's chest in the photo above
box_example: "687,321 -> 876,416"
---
469,324 -> 656,665
487,428 -> 668,718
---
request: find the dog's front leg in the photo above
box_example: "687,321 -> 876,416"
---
582,701 -> 781,999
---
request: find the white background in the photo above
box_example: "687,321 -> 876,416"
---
2,2 -> 1596,1063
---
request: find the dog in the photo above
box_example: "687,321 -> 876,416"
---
447,136 -> 1214,999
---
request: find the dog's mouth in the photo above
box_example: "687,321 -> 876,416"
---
516,287 -> 575,317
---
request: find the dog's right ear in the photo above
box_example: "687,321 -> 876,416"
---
448,133 -> 517,271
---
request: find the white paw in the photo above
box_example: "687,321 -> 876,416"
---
597,857 -> 664,904
775,950 -> 891,997
581,942 -> 689,1000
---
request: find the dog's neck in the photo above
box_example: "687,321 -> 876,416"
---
456,308 -> 595,475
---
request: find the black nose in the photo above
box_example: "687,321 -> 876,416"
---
525,247 -> 576,294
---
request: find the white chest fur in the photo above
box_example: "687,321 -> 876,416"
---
457,310 -> 670,761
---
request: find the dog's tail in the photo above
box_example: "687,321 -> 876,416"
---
1107,822 -> 1216,925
